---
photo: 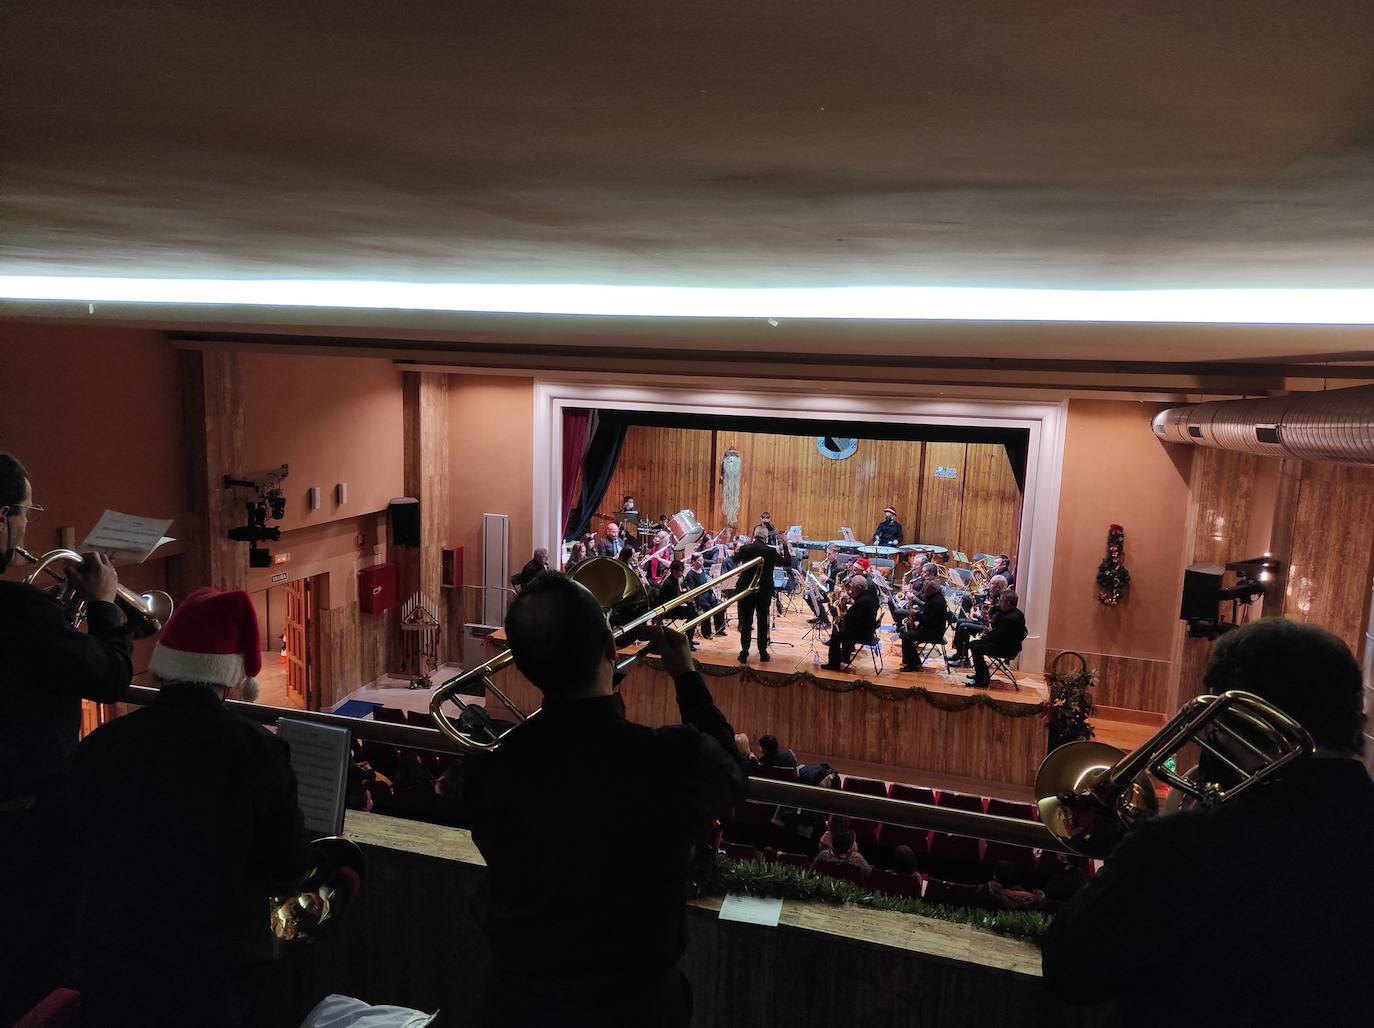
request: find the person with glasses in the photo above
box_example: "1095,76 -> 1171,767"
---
0,452 -> 135,1023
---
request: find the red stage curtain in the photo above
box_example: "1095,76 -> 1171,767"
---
561,409 -> 598,537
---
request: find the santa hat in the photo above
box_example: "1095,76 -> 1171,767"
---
883,506 -> 897,516
853,557 -> 872,572
149,587 -> 263,700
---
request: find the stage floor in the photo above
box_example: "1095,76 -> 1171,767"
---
690,601 -> 1048,708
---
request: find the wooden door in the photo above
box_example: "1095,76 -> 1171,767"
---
285,580 -> 307,703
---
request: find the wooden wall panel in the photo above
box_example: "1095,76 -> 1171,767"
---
316,599 -> 390,711
959,443 -> 1022,560
1045,649 -> 1172,716
602,425 -> 715,533
919,442 -> 967,550
1189,448 -> 1263,568
1283,460 -> 1374,655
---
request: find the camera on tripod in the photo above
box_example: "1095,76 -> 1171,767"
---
224,465 -> 289,568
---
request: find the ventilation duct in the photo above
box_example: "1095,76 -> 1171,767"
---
1152,385 -> 1374,466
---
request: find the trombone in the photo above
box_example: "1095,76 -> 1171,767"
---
1035,689 -> 1313,857
18,546 -> 174,639
430,555 -> 764,753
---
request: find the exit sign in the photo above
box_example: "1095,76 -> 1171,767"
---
270,572 -> 288,584
272,552 -> 291,565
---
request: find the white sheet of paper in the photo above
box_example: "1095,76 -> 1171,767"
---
82,510 -> 175,563
718,893 -> 783,927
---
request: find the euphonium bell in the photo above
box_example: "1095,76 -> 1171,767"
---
269,836 -> 366,943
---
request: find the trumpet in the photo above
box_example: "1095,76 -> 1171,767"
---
18,546 -> 174,639
429,556 -> 763,753
1035,690 -> 1312,857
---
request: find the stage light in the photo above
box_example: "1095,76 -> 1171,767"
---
4,276 -> 1374,324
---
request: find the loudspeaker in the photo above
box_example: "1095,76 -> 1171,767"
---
1180,563 -> 1224,620
389,497 -> 421,547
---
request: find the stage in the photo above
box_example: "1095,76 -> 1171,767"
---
486,603 -> 1052,791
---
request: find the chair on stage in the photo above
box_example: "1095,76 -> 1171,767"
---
910,638 -> 950,672
841,634 -> 884,676
984,652 -> 1021,690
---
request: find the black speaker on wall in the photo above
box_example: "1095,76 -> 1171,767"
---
389,497 -> 421,547
1180,563 -> 1224,621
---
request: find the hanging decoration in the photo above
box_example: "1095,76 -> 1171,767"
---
721,445 -> 742,526
1042,651 -> 1098,752
1096,523 -> 1130,606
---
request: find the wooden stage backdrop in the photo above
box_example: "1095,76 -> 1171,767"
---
601,426 -> 1023,560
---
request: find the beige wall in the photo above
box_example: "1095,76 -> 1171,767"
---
446,375 -> 535,597
240,352 -> 404,532
1047,400 -> 1194,664
0,322 -> 186,558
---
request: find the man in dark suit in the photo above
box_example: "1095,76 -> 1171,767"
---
821,574 -> 881,671
900,580 -> 949,671
733,525 -> 779,663
966,591 -> 1026,687
511,547 -> 550,589
1043,618 -> 1374,1026
657,558 -> 698,649
71,587 -> 314,1028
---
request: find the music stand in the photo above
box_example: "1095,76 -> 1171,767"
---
768,566 -> 796,649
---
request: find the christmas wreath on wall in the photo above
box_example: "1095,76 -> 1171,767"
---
1096,523 -> 1130,605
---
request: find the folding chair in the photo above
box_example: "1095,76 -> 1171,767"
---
841,636 -> 884,676
985,653 -> 1020,690
912,638 -> 950,672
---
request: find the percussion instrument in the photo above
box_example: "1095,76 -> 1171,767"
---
636,520 -> 658,547
667,509 -> 705,551
859,544 -> 901,558
828,538 -> 861,554
914,543 -> 949,554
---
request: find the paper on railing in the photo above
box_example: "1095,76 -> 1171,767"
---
718,893 -> 783,927
82,510 -> 175,563
277,718 -> 352,837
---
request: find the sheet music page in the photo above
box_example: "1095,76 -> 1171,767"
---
276,718 -> 352,836
82,509 -> 175,563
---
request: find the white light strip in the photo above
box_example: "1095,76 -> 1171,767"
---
4,276 -> 1374,324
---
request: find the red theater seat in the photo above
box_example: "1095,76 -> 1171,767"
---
722,842 -> 762,863
841,775 -> 890,797
935,790 -> 987,813
874,822 -> 930,865
372,707 -> 408,724
772,851 -> 810,869
986,797 -> 1039,820
723,801 -> 776,848
813,860 -> 869,888
869,868 -> 923,900
981,840 -> 1040,879
923,877 -> 982,908
924,833 -> 985,883
890,783 -> 937,805
752,764 -> 799,782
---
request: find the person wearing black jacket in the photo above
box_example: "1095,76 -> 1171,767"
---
732,526 -> 780,662
657,558 -> 698,648
900,580 -> 949,671
821,575 -> 881,671
511,547 -> 550,589
873,506 -> 904,546
70,586 -> 315,1028
0,453 -> 134,1023
465,572 -> 747,1028
966,591 -> 1027,687
1042,618 -> 1374,1026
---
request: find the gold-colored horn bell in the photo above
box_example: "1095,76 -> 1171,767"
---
1035,690 -> 1312,857
19,547 -> 174,639
429,555 -> 764,753
269,836 -> 366,943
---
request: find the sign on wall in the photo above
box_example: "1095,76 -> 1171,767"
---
934,466 -> 959,479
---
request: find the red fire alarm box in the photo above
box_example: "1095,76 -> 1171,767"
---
359,562 -> 397,613
441,545 -> 463,590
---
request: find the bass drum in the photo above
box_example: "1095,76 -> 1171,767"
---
667,509 -> 705,552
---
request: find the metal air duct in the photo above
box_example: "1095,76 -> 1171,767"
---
1152,385 -> 1374,466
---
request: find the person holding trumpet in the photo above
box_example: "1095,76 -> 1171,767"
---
464,570 -> 749,1028
0,452 -> 135,1022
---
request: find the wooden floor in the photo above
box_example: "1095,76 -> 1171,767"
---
692,600 -> 1047,707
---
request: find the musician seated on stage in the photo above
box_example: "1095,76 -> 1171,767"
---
948,574 -> 1008,666
511,546 -> 550,590
600,521 -> 623,556
990,553 -> 1015,587
465,572 -> 747,1027
684,551 -> 722,639
657,558 -> 699,649
1043,618 -> 1374,1026
71,587 -> 314,1028
564,540 -> 587,571
0,454 -> 137,1022
873,505 -> 904,546
965,590 -> 1026,688
820,574 -> 881,671
899,580 -> 949,671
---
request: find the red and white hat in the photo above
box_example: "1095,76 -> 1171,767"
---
149,587 -> 263,700
883,506 -> 897,516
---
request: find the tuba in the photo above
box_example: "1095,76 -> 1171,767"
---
19,547 -> 174,639
1035,690 -> 1313,857
269,836 -> 366,943
428,556 -> 763,753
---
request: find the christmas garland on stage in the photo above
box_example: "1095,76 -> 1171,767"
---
1096,523 -> 1130,606
636,656 -> 1046,719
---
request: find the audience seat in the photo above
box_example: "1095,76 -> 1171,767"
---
935,790 -> 987,813
404,710 -> 433,728
872,822 -> 930,867
813,860 -> 869,888
372,707 -> 408,724
771,851 -> 811,869
869,868 -> 923,900
840,775 -> 891,797
981,840 -> 1040,879
752,763 -> 800,782
890,783 -> 937,805
359,741 -> 400,778
985,797 -> 1039,820
922,877 -> 982,907
723,801 -> 776,848
923,832 -> 985,883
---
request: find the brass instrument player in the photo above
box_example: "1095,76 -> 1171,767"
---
0,453 -> 135,1023
821,574 -> 881,671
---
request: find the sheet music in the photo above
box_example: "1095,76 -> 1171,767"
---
277,718 -> 352,836
82,509 -> 175,563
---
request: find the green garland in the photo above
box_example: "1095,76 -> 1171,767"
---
1096,523 -> 1131,606
636,655 -> 1046,719
1044,652 -> 1097,747
707,857 -> 1050,944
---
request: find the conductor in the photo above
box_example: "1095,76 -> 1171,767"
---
733,525 -> 781,663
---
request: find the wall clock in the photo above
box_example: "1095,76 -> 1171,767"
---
816,436 -> 859,460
